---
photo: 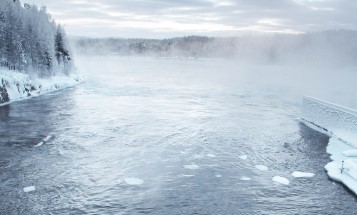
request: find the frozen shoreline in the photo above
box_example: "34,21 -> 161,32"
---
300,96 -> 357,195
0,69 -> 83,106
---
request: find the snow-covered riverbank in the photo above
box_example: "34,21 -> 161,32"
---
0,69 -> 83,106
301,96 -> 357,195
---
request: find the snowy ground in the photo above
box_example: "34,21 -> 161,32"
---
301,96 -> 357,195
0,69 -> 82,106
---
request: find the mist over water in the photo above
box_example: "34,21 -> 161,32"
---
1,55 -> 357,214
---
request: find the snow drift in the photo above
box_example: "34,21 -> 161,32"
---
300,96 -> 357,195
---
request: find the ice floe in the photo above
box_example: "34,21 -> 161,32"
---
183,164 -> 200,170
240,176 -> 251,181
23,186 -> 36,193
206,154 -> 216,158
215,174 -> 222,178
255,165 -> 268,171
239,155 -> 248,160
272,176 -> 289,185
291,171 -> 315,178
124,178 -> 144,185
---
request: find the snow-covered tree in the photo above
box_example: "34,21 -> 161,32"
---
0,0 -> 73,77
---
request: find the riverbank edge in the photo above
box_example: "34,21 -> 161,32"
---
0,69 -> 84,107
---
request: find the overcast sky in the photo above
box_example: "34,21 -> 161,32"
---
24,0 -> 357,38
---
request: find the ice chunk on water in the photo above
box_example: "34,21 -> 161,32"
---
23,186 -> 36,193
215,174 -> 222,178
291,171 -> 315,178
124,178 -> 144,185
272,176 -> 289,185
240,176 -> 251,181
43,135 -> 55,143
183,164 -> 200,170
239,155 -> 248,160
178,174 -> 195,177
33,135 -> 55,148
255,165 -> 268,171
33,142 -> 43,148
206,154 -> 216,158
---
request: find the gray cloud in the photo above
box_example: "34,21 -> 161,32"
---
23,0 -> 357,38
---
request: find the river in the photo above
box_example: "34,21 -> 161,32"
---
1,56 -> 357,214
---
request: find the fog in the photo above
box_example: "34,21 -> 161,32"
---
72,30 -> 357,109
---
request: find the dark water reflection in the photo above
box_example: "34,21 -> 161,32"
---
1,57 -> 357,215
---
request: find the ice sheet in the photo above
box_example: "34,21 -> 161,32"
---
301,96 -> 357,195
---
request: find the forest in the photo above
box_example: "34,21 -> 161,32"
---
0,0 -> 73,77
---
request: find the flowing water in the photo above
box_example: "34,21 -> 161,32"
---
1,56 -> 357,214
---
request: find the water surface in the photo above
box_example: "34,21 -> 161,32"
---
1,57 -> 357,214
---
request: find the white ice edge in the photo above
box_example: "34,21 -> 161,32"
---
0,69 -> 84,107
301,96 -> 357,195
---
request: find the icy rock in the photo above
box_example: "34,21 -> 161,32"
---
272,176 -> 289,185
23,186 -> 36,193
124,178 -> 144,185
291,171 -> 315,178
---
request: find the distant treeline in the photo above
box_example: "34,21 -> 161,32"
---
72,30 -> 357,66
0,0 -> 73,77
